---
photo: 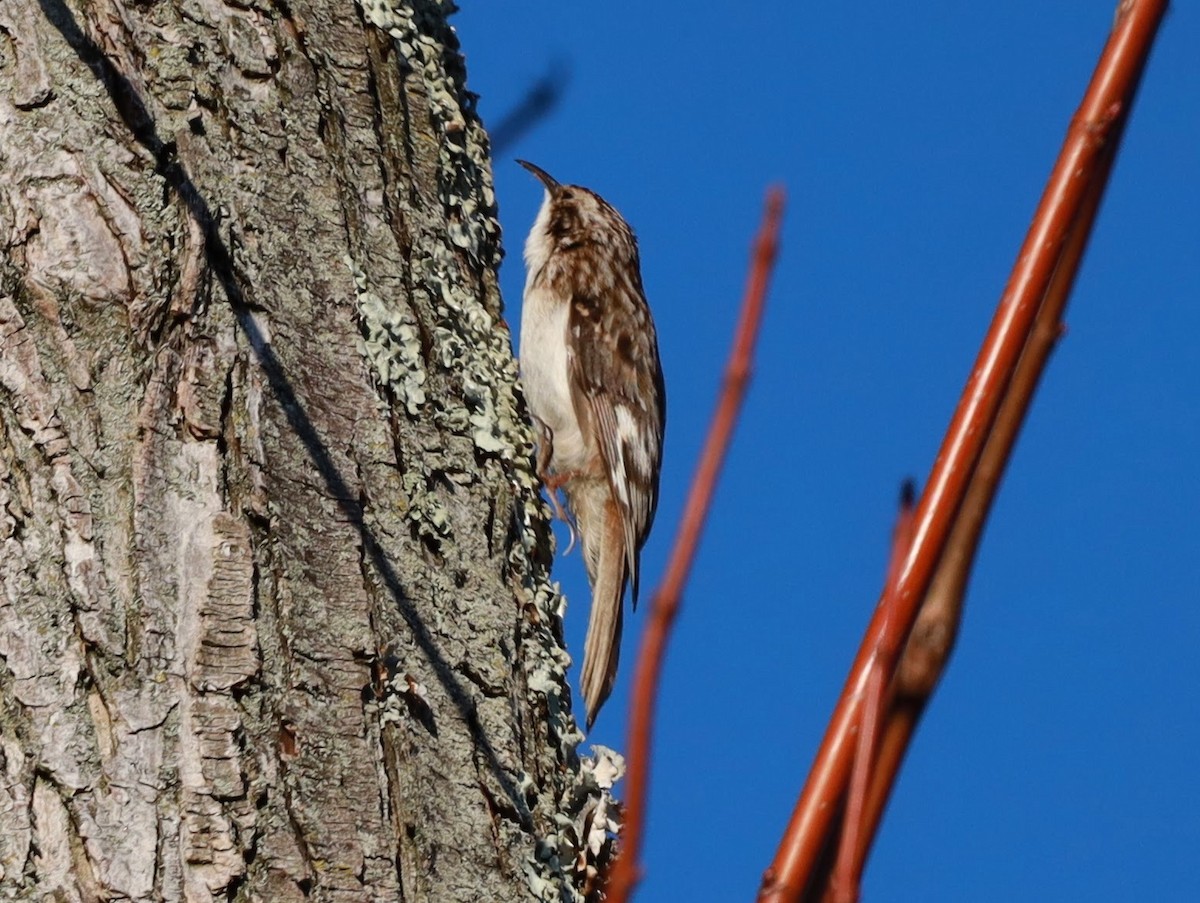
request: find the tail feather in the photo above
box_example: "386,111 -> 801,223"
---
569,479 -> 629,729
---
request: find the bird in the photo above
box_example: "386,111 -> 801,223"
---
516,159 -> 666,729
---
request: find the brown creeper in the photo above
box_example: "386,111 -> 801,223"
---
517,160 -> 666,728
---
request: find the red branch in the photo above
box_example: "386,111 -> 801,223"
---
828,484 -> 916,903
758,3 -> 1168,900
823,110 -> 1129,897
605,187 -> 786,903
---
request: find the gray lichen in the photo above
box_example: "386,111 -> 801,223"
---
400,470 -> 452,543
347,256 -> 428,416
358,0 -> 501,269
352,2 -> 620,898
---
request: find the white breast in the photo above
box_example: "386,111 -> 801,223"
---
520,284 -> 591,474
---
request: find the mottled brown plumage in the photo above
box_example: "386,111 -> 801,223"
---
517,160 -> 665,728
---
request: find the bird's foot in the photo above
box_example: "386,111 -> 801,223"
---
541,471 -> 582,554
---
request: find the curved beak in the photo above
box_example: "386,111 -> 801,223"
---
516,159 -> 560,193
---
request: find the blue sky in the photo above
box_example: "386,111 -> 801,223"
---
454,3 -> 1199,900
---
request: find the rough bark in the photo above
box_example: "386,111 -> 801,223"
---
0,1 -> 613,900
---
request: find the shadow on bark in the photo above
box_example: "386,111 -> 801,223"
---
37,0 -> 529,819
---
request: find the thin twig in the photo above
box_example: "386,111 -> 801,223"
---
759,4 -> 1167,900
489,62 -> 569,156
604,187 -> 786,903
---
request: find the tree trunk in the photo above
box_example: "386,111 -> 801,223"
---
0,1 -> 610,899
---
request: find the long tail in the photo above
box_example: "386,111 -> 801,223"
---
568,478 -> 628,729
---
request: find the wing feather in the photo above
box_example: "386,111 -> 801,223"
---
566,282 -> 665,606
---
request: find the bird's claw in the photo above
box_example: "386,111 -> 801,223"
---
541,475 -> 578,555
